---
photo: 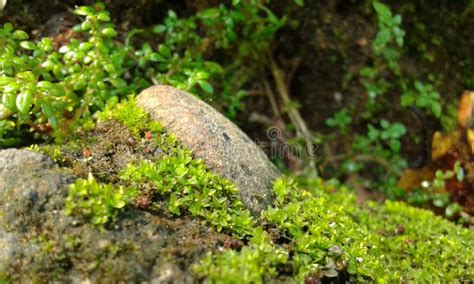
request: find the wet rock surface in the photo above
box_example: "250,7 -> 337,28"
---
0,147 -> 231,282
137,85 -> 280,214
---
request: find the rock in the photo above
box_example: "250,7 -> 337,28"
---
0,148 -> 231,282
137,85 -> 280,215
0,149 -> 73,232
0,149 -> 73,277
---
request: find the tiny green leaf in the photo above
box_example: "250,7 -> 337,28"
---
0,103 -> 14,119
74,6 -> 92,16
102,27 -> 117,37
97,12 -> 111,22
152,25 -> 166,34
12,30 -> 29,40
20,41 -> 36,50
16,90 -> 33,114
431,102 -> 441,118
81,21 -> 92,31
158,44 -> 171,58
199,8 -> 221,19
198,80 -> 214,94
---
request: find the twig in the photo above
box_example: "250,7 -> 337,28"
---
270,59 -> 317,175
262,77 -> 280,117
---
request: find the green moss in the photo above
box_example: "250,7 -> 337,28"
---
27,144 -> 65,163
65,173 -> 138,226
194,176 -> 474,282
355,201 -> 474,282
195,227 -> 289,283
97,97 -> 163,139
196,178 -> 382,282
120,148 -> 256,236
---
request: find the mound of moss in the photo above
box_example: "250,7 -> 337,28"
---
22,98 -> 474,282
198,177 -> 473,282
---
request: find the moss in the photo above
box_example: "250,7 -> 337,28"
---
196,178 -> 381,282
27,144 -> 65,163
65,173 -> 138,226
194,176 -> 474,282
97,98 -> 163,139
355,201 -> 474,282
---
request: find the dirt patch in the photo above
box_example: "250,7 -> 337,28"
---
59,120 -> 155,183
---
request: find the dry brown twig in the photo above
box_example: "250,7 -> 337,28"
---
269,59 -> 318,175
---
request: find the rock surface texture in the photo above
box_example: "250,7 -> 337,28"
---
137,85 -> 280,214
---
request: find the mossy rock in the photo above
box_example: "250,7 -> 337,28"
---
0,145 -> 234,282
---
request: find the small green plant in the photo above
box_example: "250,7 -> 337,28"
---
325,108 -> 352,134
1,2 -> 293,146
0,3 -> 130,144
135,1 -> 287,118
97,97 -> 163,139
349,119 -> 407,170
121,153 -> 256,235
372,1 -> 405,74
401,80 -> 442,118
65,173 -> 138,226
326,2 -> 447,201
406,161 -> 470,223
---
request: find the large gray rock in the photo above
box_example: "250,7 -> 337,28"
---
137,85 -> 280,214
0,149 -> 74,275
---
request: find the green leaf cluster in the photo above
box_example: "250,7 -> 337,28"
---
0,3 -> 130,145
401,80 -> 442,118
136,2 -> 287,118
372,2 -> 405,73
325,108 -> 352,133
65,173 -> 138,226
0,2 -> 294,145
263,178 -> 382,281
121,152 -> 256,235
